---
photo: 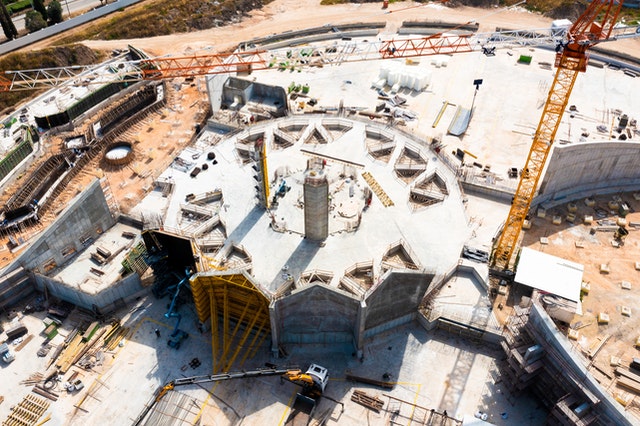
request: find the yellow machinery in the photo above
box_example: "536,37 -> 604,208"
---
254,137 -> 270,209
190,272 -> 272,373
491,0 -> 623,270
134,364 -> 329,425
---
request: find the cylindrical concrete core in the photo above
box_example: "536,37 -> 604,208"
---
304,168 -> 329,241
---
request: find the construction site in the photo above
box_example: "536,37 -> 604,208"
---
1,1 -> 640,425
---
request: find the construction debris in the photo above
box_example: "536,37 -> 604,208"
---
588,334 -> 611,359
615,367 -> 640,384
461,246 -> 490,263
14,334 -> 34,351
617,376 -> 640,395
351,390 -> 384,412
345,372 -> 394,389
32,386 -> 58,402
20,372 -> 45,387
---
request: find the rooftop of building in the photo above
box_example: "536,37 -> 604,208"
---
52,222 -> 142,292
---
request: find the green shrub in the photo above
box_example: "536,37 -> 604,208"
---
7,0 -> 32,15
25,10 -> 46,33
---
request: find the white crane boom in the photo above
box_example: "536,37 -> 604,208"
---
2,25 -> 638,92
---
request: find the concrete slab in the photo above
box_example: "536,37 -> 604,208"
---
53,223 -> 142,291
2,19 -> 639,426
134,116 -> 473,291
1,295 -> 544,426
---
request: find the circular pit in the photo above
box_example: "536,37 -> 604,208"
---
104,141 -> 134,166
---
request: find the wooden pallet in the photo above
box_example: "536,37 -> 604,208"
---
362,172 -> 394,207
3,394 -> 50,425
351,390 -> 384,412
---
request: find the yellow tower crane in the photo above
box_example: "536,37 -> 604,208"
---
491,0 -> 624,271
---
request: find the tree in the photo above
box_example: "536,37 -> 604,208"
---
47,0 -> 63,25
33,0 -> 48,22
0,1 -> 18,40
25,10 -> 47,33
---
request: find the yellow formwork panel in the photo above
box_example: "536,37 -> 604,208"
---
191,272 -> 271,372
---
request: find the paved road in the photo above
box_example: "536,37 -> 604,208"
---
0,0 -> 143,56
9,0 -> 106,34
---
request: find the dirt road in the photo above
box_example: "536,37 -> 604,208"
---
78,0 -> 620,57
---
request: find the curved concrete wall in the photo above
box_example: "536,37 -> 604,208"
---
0,179 -> 115,310
537,140 -> 640,207
275,284 -> 360,344
364,271 -> 433,330
12,178 -> 115,274
529,303 -> 637,425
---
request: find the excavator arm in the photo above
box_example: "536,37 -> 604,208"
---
281,370 -> 316,389
133,365 -> 307,426
491,0 -> 623,270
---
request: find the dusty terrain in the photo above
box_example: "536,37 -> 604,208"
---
75,0 -> 640,57
521,194 -> 640,376
0,82 -> 207,268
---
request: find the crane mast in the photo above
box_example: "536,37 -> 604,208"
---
491,0 -> 622,270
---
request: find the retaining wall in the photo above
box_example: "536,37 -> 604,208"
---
271,269 -> 436,350
364,271 -> 433,330
529,303 -> 637,425
8,179 -> 114,275
275,283 -> 359,345
33,270 -> 144,313
536,141 -> 640,208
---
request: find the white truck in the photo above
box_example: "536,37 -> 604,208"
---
0,342 -> 15,363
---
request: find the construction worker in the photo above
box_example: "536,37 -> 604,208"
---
155,329 -> 161,338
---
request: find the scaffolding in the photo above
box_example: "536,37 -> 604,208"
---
191,272 -> 271,373
500,304 -> 601,425
384,394 -> 462,426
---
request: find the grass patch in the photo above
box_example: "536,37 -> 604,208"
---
7,0 -> 31,15
0,45 -> 106,113
55,0 -> 274,45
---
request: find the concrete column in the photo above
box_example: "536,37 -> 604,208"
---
354,300 -> 367,360
303,164 -> 329,240
206,74 -> 226,113
269,300 -> 280,358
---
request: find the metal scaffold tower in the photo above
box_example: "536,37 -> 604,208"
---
190,272 -> 271,373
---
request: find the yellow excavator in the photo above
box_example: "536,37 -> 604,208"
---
134,364 -> 329,425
